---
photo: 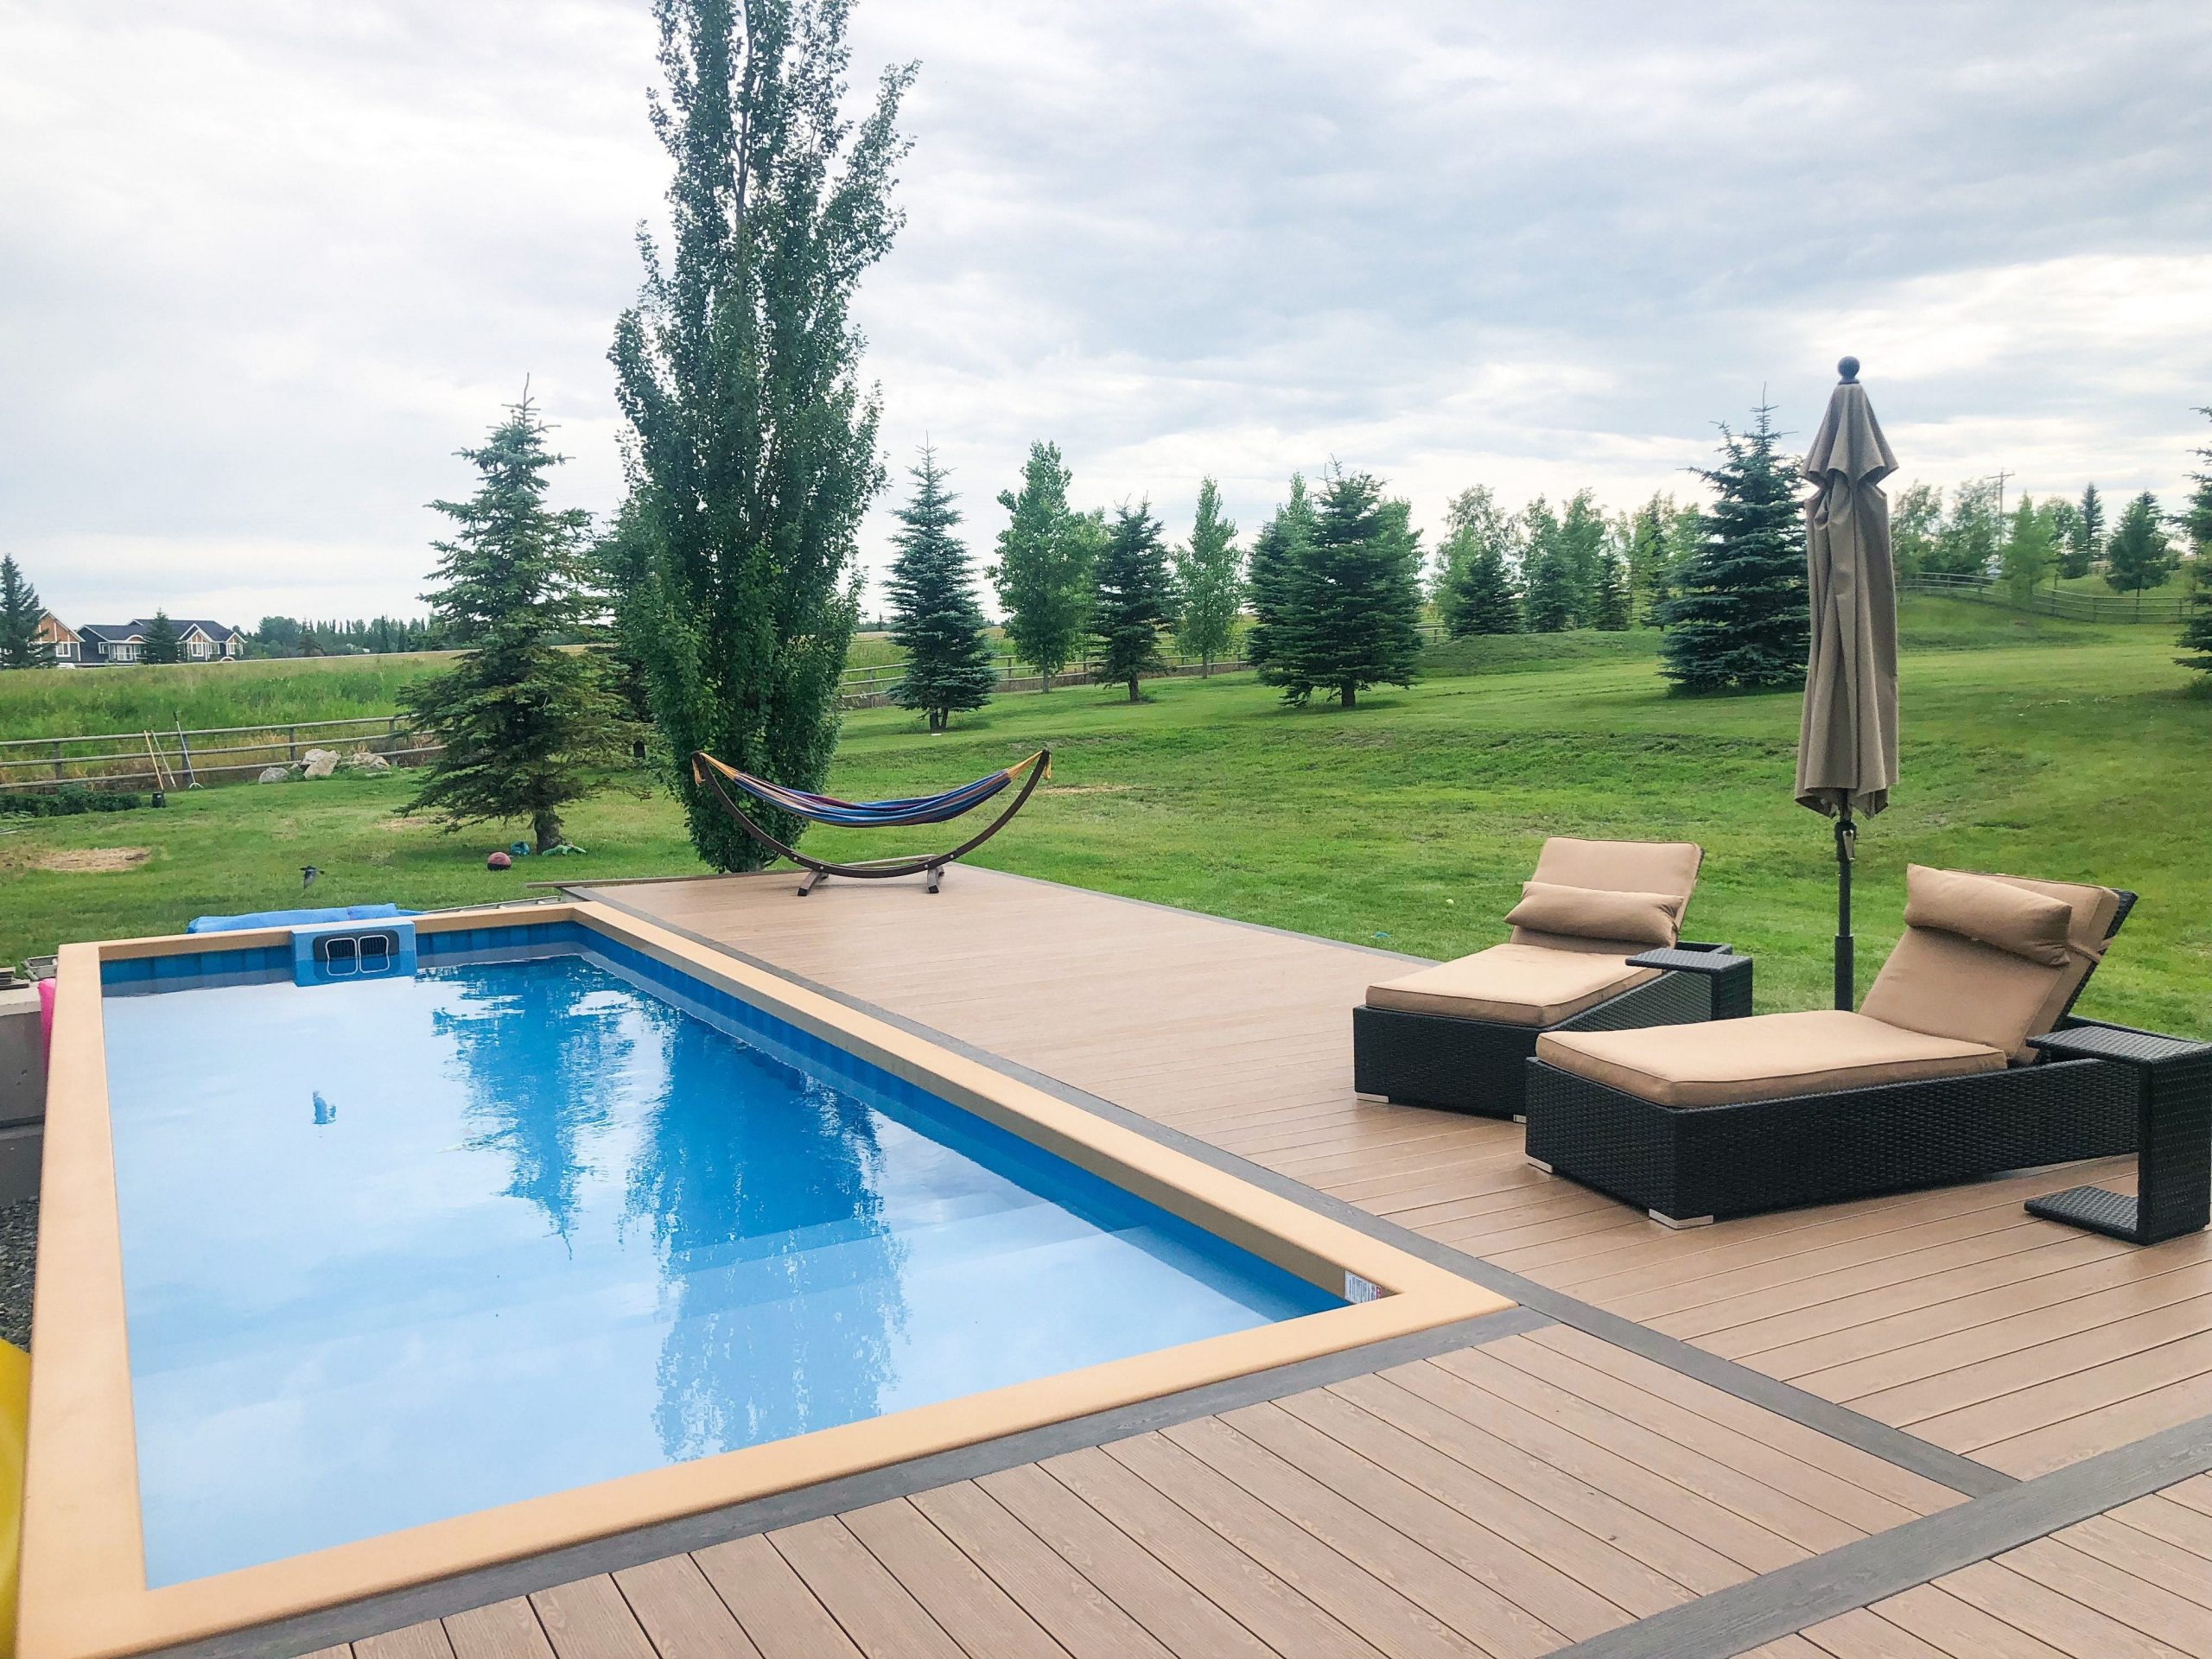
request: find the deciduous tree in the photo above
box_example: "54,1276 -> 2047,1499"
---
1092,499 -> 1176,701
886,444 -> 995,730
610,0 -> 914,870
399,396 -> 622,851
1999,496 -> 2056,603
1171,477 -> 1242,675
991,441 -> 1094,690
1660,401 -> 1808,693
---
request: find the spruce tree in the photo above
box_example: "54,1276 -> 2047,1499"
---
0,556 -> 49,670
1522,546 -> 1578,632
1660,402 -> 1808,693
609,0 -> 912,870
1245,474 -> 1312,675
2067,482 -> 2106,579
140,610 -> 182,664
1434,486 -> 1521,638
885,444 -> 995,730
2104,491 -> 2174,616
398,395 -> 622,850
2177,408 -> 2212,681
1592,548 -> 1632,630
1091,499 -> 1175,701
991,441 -> 1093,689
1268,469 -> 1423,708
1171,477 -> 1242,675
1456,544 -> 1522,634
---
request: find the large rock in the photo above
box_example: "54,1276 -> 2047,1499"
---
298,748 -> 340,779
342,749 -> 391,772
257,766 -> 289,784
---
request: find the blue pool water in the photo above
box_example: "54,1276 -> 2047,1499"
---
100,933 -> 1341,1586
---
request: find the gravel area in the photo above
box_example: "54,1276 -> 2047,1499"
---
0,1195 -> 36,1349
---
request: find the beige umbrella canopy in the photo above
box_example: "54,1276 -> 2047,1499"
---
1796,356 -> 1899,1007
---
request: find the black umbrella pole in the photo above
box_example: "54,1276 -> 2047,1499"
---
1834,808 -> 1856,1011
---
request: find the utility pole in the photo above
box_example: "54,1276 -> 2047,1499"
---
1985,467 -> 2015,520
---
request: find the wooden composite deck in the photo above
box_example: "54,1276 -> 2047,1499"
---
286,869 -> 2210,1659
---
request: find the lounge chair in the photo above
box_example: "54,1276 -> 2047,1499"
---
1523,864 -> 2195,1227
1352,837 -> 1751,1119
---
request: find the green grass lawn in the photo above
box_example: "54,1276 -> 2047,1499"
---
4,596 -> 2206,1035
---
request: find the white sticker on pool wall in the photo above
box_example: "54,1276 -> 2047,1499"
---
1344,1272 -> 1382,1304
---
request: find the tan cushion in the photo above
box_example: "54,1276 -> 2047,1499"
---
1504,881 -> 1683,949
1367,943 -> 1658,1027
1536,1010 -> 2006,1109
1509,837 -> 1703,951
1861,868 -> 2125,1062
1900,865 -> 2070,965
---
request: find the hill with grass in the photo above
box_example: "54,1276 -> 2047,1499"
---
2,594 -> 2204,1034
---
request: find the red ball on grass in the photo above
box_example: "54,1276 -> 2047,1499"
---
486,850 -> 512,870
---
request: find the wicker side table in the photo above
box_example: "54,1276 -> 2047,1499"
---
2024,1023 -> 2212,1244
1625,946 -> 1756,1020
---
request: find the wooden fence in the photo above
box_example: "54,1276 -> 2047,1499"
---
0,715 -> 437,795
1902,570 -> 2192,624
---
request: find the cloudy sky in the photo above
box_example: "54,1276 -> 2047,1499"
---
3,1 -> 2209,626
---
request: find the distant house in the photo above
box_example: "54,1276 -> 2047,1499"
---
78,618 -> 244,665
32,612 -> 82,665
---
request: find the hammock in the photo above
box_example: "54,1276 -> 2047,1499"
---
690,749 -> 1050,894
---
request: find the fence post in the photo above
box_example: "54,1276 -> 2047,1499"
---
50,740 -> 63,783
287,726 -> 298,764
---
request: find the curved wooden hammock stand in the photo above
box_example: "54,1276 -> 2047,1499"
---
690,748 -> 1051,895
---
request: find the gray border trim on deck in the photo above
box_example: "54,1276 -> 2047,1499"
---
149,1305 -> 1548,1659
1548,1408 -> 2212,1659
571,880 -> 2018,1503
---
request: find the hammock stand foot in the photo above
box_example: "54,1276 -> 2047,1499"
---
797,868 -> 824,897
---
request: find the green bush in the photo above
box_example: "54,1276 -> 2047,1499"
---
0,786 -> 146,817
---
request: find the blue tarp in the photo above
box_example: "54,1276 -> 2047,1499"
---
187,903 -> 414,935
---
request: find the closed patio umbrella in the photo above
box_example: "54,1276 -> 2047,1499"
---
1796,356 -> 1899,1009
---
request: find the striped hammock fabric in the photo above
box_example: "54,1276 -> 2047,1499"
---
691,751 -> 1049,830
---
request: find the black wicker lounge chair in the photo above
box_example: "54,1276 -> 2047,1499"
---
1524,866 -> 2209,1234
1351,837 -> 1751,1119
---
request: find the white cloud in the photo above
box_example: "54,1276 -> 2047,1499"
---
2,0 -> 2209,627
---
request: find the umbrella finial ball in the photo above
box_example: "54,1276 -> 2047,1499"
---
1838,355 -> 1860,384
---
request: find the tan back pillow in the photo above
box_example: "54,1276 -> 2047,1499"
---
1504,881 -> 1682,950
1529,837 -> 1702,905
1900,865 -> 2071,965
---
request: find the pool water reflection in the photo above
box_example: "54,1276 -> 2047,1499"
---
101,950 -> 1340,1586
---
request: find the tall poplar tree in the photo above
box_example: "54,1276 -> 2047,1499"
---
991,441 -> 1094,689
399,396 -> 622,851
0,557 -> 49,670
1999,497 -> 2056,602
1660,402 -> 1808,693
1556,490 -> 1608,621
1244,473 -> 1312,674
1091,499 -> 1175,701
885,444 -> 995,730
1171,477 -> 1242,675
2176,407 -> 2212,681
610,0 -> 914,870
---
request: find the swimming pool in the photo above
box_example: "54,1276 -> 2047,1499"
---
25,901 -> 1507,1658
